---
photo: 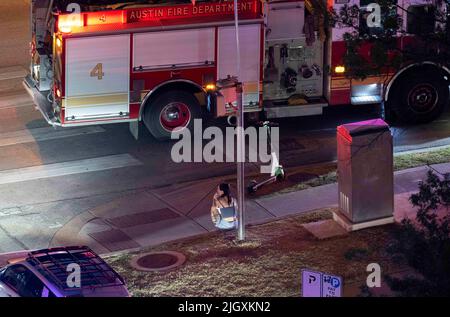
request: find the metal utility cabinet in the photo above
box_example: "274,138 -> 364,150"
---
335,119 -> 394,231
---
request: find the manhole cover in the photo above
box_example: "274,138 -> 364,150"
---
130,251 -> 186,272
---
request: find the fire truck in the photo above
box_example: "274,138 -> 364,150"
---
24,0 -> 450,141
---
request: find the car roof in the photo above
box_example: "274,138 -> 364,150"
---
23,246 -> 126,296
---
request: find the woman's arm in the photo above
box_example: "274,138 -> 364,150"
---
232,198 -> 238,220
210,199 -> 220,224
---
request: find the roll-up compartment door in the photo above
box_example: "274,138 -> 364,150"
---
217,24 -> 261,106
65,34 -> 130,121
133,28 -> 215,70
265,1 -> 304,41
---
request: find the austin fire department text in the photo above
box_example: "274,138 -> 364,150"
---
128,2 -> 254,21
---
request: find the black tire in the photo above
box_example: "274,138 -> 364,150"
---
381,100 -> 398,124
247,180 -> 258,194
391,72 -> 449,124
143,90 -> 202,141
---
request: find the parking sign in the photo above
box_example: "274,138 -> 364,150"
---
302,269 -> 343,297
301,270 -> 322,297
322,274 -> 342,297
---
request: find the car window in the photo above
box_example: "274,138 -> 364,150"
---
41,286 -> 57,297
0,265 -> 23,291
0,265 -> 45,297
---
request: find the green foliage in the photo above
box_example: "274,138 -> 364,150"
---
328,1 -> 450,80
358,285 -> 374,297
387,170 -> 450,296
344,247 -> 369,261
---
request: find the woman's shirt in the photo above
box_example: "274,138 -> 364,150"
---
211,196 -> 237,224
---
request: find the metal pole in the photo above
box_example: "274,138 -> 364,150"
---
233,0 -> 245,241
233,0 -> 241,74
236,83 -> 245,241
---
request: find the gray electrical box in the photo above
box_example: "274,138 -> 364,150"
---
336,119 -> 394,227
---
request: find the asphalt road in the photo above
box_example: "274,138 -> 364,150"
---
0,0 -> 30,69
0,1 -> 449,253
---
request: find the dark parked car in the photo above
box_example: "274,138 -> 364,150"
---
0,246 -> 129,297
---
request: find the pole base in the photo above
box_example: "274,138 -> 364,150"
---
332,209 -> 394,232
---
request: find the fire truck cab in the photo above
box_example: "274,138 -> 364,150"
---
24,0 -> 450,141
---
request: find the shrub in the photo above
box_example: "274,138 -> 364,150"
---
387,170 -> 450,296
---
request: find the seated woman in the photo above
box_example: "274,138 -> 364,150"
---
210,183 -> 238,230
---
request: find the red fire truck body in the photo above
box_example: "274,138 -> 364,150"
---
25,0 -> 450,140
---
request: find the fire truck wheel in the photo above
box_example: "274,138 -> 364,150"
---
144,90 -> 202,141
392,73 -> 449,124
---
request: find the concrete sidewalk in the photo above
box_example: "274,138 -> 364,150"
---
45,162 -> 450,255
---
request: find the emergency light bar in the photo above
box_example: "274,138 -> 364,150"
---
57,0 -> 261,33
57,10 -> 125,33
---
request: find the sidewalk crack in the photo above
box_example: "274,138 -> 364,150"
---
0,223 -> 28,250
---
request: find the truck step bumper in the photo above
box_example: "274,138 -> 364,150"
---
23,75 -> 61,127
264,101 -> 328,119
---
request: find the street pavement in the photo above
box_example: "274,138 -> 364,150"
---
0,1 -> 30,69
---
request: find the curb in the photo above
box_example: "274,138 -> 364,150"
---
394,144 -> 450,156
49,211 -> 110,255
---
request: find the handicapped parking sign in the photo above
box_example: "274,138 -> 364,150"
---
322,273 -> 342,297
301,269 -> 343,297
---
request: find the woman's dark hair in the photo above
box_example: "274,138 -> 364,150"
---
219,183 -> 231,204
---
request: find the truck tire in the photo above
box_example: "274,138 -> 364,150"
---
391,72 -> 449,124
143,90 -> 202,141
